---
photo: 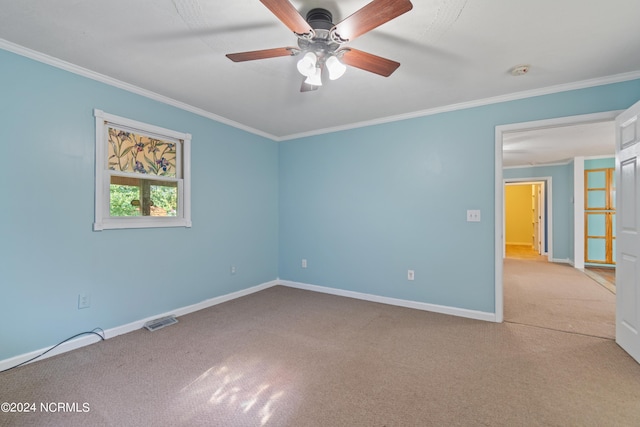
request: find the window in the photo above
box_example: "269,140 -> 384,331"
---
94,109 -> 191,230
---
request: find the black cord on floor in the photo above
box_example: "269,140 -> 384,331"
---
0,328 -> 106,374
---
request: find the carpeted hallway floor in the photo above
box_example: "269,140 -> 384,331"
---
503,258 -> 616,339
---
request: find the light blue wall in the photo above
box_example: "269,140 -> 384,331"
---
2,44 -> 640,362
504,163 -> 575,261
0,49 -> 279,360
585,157 -> 615,169
279,80 -> 640,313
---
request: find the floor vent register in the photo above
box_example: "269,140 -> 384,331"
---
143,315 -> 178,332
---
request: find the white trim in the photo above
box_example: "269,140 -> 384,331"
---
503,177 -> 553,261
279,280 -> 497,322
584,154 -> 617,161
279,73 -> 640,141
109,171 -> 179,183
574,157 -> 585,269
0,280 -> 278,372
182,135 -> 192,227
106,280 -> 276,336
94,110 -> 106,231
0,39 -> 275,141
1,277 -> 502,371
2,39 -> 639,142
96,217 -> 192,230
495,127 -> 505,322
503,160 -> 573,169
97,110 -> 190,142
495,111 -> 620,324
496,111 -> 622,134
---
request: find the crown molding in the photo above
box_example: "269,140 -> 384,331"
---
0,39 -> 278,141
3,38 -> 639,143
503,160 -> 573,170
279,71 -> 640,141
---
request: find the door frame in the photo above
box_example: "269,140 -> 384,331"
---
504,179 -> 551,260
494,111 -> 620,322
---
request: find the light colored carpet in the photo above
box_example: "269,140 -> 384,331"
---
504,258 -> 616,339
1,284 -> 639,426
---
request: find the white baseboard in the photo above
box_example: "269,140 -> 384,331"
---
105,280 -> 277,339
2,278 -> 499,371
0,280 -> 278,372
278,280 -> 497,322
0,331 -> 106,373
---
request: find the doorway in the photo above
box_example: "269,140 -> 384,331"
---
504,180 -> 548,260
494,111 -> 620,322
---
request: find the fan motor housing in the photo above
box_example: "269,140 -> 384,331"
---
306,8 -> 334,30
298,8 -> 339,54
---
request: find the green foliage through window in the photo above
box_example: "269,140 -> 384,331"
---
110,185 -> 140,216
110,182 -> 178,217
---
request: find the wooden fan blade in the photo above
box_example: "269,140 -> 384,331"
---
341,48 -> 400,77
332,0 -> 413,42
226,47 -> 295,62
260,0 -> 312,35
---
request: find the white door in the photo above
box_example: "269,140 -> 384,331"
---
616,100 -> 640,363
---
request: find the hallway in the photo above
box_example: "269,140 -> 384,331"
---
503,252 -> 615,339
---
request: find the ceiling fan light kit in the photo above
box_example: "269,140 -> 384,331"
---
305,66 -> 323,86
294,36 -> 347,85
226,0 -> 413,92
296,52 -> 317,77
326,55 -> 347,80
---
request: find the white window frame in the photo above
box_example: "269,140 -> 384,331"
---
93,109 -> 192,230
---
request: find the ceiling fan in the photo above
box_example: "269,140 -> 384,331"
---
226,0 -> 413,92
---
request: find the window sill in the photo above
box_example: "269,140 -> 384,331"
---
94,218 -> 192,231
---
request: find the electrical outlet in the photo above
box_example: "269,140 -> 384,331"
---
78,293 -> 91,309
466,209 -> 481,222
407,270 -> 415,281
230,265 -> 236,275
301,259 -> 307,269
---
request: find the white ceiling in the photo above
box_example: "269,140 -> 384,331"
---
1,0 -> 639,146
503,121 -> 616,168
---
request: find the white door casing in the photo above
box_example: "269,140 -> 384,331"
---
503,179 -> 550,258
616,99 -> 640,363
495,111 -> 620,323
533,184 -> 543,254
